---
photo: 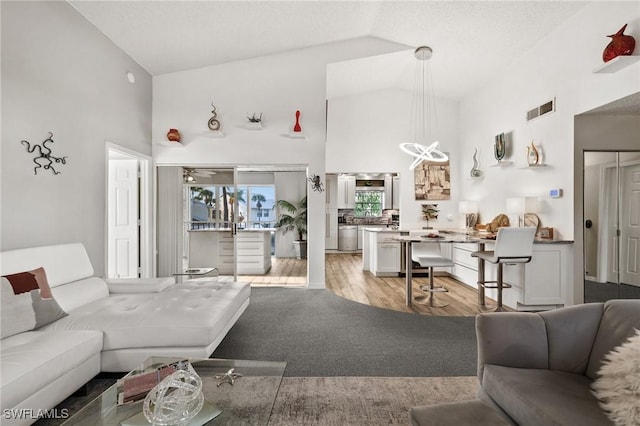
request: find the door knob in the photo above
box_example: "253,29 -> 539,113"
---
585,219 -> 592,229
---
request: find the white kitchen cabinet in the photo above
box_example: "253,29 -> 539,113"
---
370,231 -> 401,276
376,242 -> 401,274
358,224 -> 388,250
326,174 -> 338,208
337,175 -> 355,209
325,209 -> 338,250
189,230 -> 272,274
450,241 -> 572,311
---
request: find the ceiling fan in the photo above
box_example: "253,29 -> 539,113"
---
183,168 -> 217,183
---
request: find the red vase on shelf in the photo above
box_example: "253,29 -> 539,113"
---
166,128 -> 181,142
603,24 -> 636,63
293,110 -> 302,133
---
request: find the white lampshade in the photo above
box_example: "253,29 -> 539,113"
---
506,198 -> 526,214
524,196 -> 539,213
459,201 -> 478,214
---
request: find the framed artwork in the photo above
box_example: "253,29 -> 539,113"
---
414,157 -> 451,200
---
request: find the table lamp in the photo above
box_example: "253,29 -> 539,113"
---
506,197 -> 526,227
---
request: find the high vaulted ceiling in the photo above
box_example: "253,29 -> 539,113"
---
69,1 -> 589,100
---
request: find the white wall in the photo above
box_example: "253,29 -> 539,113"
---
326,88 -> 460,230
152,37 -> 410,288
0,1 -> 152,274
458,1 -> 639,242
458,1 -> 640,305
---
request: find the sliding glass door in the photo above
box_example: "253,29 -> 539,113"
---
179,166 -> 308,286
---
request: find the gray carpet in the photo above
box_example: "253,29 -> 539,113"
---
212,288 -> 477,377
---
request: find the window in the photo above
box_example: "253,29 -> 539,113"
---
188,185 -> 275,229
355,191 -> 383,217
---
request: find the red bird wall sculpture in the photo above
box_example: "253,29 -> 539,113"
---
603,24 -> 636,62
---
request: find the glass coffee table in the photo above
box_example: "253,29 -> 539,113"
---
61,357 -> 286,425
173,268 -> 218,283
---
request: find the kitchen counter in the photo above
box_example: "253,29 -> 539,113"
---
360,227 -> 400,233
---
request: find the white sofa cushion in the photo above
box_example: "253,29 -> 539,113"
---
42,282 -> 250,350
0,244 -> 94,288
51,277 -> 109,313
1,330 -> 103,411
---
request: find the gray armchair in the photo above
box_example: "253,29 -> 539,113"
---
476,299 -> 640,425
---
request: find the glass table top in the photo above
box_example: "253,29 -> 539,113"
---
61,357 -> 287,426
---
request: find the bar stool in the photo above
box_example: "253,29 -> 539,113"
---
409,231 -> 454,308
471,227 -> 536,312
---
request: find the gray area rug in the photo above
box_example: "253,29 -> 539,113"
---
212,288 -> 477,377
270,376 -> 478,425
35,376 -> 478,426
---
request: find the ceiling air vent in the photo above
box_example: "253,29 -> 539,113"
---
527,98 -> 555,122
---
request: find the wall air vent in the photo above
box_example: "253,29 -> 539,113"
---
526,98 -> 555,122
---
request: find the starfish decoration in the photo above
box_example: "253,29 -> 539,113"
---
214,368 -> 243,386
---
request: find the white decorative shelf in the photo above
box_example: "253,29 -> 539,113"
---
489,161 -> 513,168
593,56 -> 640,74
202,130 -> 225,138
154,140 -> 184,147
520,164 -> 547,169
283,131 -> 306,139
241,122 -> 263,130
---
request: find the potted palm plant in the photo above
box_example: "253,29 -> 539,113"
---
274,195 -> 307,259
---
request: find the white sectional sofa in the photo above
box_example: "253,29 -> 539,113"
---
0,243 -> 250,425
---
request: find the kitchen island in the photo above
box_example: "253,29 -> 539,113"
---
189,229 -> 272,274
362,228 -> 574,311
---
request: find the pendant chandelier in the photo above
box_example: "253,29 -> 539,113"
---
399,46 -> 448,169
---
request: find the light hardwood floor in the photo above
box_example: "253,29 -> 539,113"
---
225,256 -> 307,287
325,253 -> 507,316
226,253 -> 505,316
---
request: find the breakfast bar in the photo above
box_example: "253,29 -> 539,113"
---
362,229 -> 573,311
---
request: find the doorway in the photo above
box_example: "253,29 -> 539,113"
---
583,151 -> 640,302
166,165 -> 309,286
106,143 -> 152,278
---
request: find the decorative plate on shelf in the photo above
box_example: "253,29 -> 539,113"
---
524,213 -> 540,230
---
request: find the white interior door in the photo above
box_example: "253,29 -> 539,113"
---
108,158 -> 139,278
620,162 -> 640,287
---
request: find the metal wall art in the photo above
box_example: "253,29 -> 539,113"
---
308,174 -> 325,192
527,141 -> 541,165
246,113 -> 262,123
494,133 -> 506,162
21,132 -> 67,175
470,147 -> 482,178
208,103 -> 221,131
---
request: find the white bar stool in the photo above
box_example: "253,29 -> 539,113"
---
471,227 -> 536,312
409,231 -> 454,308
